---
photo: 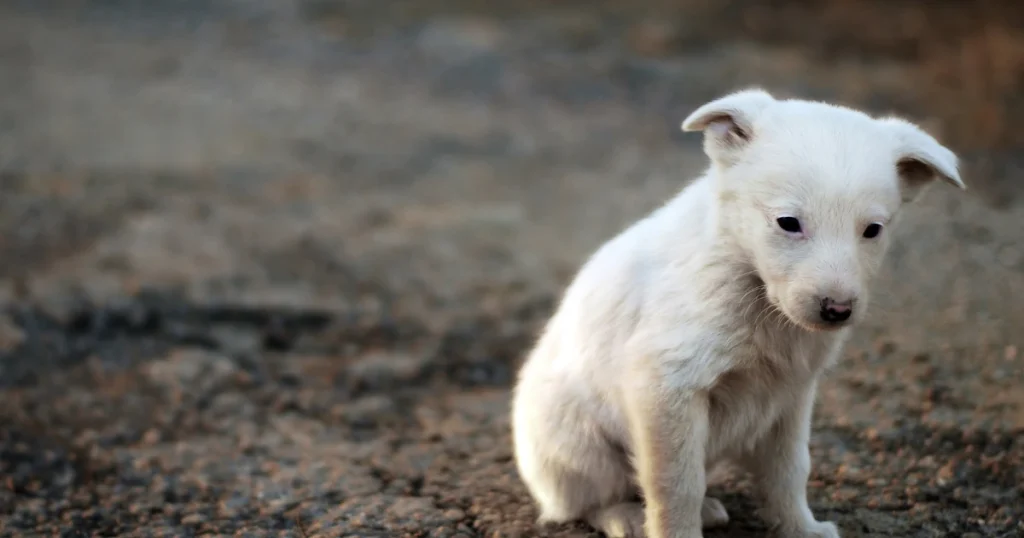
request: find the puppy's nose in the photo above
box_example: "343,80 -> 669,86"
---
819,297 -> 853,323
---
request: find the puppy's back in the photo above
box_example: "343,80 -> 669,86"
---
522,174 -> 716,382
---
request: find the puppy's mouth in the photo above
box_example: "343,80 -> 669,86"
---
783,306 -> 852,333
793,318 -> 850,333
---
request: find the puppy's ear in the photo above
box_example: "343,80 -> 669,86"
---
681,88 -> 776,165
878,116 -> 966,203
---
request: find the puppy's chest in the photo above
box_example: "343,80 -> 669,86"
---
706,330 -> 830,457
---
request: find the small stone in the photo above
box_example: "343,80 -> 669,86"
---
339,391 -> 395,426
141,429 -> 162,445
349,351 -> 429,390
937,461 -> 956,485
181,513 -> 206,525
443,508 -> 466,521
389,496 -> 436,518
145,349 -> 238,394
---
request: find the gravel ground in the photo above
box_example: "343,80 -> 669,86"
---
1,1 -> 1022,537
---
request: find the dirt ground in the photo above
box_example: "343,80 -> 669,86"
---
1,1 -> 1022,537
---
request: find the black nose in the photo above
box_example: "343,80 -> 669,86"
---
819,298 -> 853,323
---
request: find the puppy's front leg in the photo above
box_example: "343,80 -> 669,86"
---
745,382 -> 839,538
628,386 -> 710,538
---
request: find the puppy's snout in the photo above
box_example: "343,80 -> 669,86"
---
819,297 -> 853,323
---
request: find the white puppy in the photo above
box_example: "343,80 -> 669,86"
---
511,89 -> 964,538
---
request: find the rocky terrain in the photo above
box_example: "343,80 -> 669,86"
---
0,1 -> 1022,536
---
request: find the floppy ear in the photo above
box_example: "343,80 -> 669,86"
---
877,116 -> 966,203
681,88 -> 776,166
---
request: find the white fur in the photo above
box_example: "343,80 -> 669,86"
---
511,89 -> 964,538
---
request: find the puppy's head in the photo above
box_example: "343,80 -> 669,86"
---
682,89 -> 965,332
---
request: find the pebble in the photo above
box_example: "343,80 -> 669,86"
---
443,508 -> 466,521
145,349 -> 238,393
180,513 -> 206,525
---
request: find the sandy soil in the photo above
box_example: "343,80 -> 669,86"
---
0,1 -> 1022,537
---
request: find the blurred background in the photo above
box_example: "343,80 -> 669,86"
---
0,1 -> 1021,536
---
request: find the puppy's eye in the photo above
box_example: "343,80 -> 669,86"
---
862,223 -> 883,239
776,217 -> 802,234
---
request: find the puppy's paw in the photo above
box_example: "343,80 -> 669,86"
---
701,496 -> 729,528
774,520 -> 840,538
587,502 -> 646,538
805,521 -> 840,538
